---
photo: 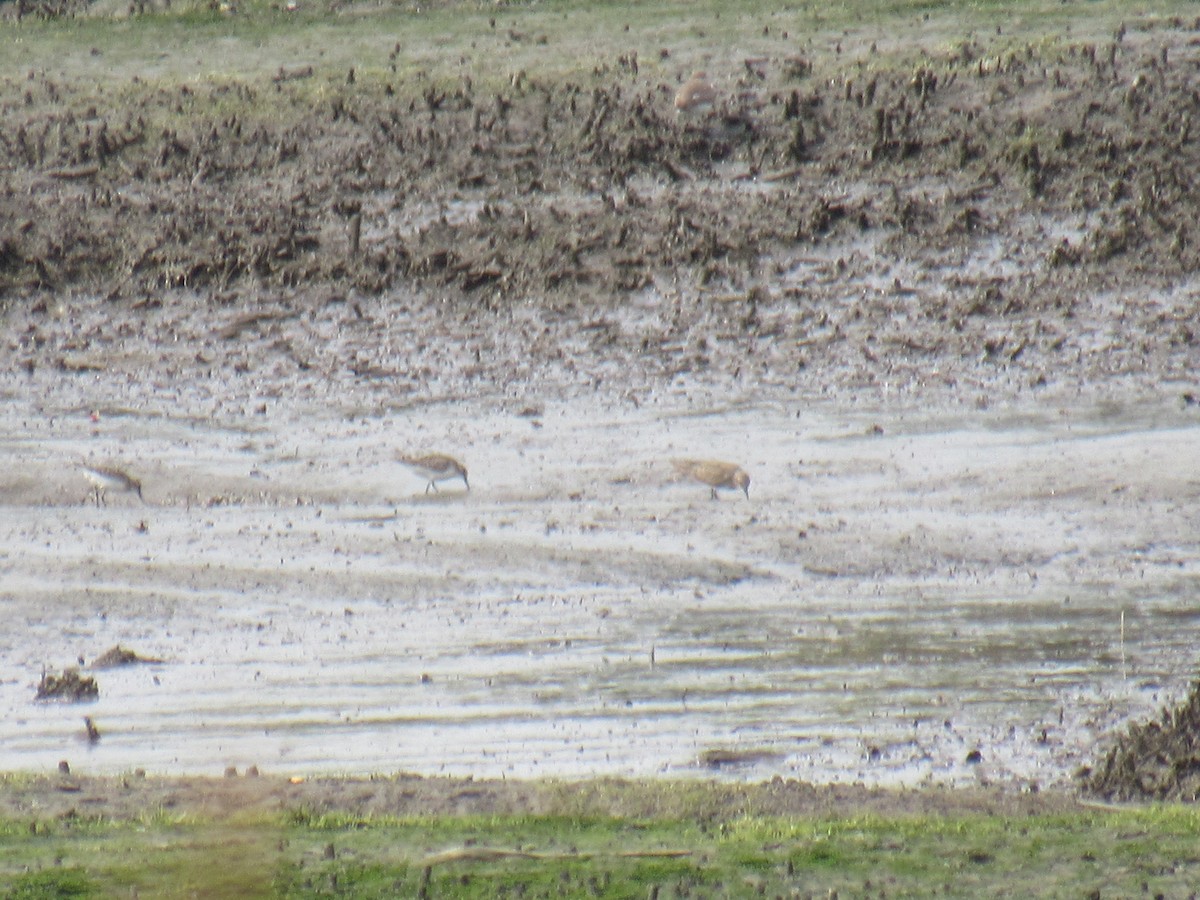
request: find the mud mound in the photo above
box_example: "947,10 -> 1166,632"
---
1085,680 -> 1200,802
35,668 -> 99,703
89,645 -> 163,668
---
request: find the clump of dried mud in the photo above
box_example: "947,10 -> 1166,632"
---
35,669 -> 99,703
1086,680 -> 1200,802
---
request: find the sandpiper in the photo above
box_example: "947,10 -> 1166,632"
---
397,453 -> 469,494
672,458 -> 750,499
674,71 -> 718,117
81,463 -> 145,506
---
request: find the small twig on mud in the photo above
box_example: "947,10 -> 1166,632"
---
217,309 -> 298,341
754,166 -> 806,183
662,160 -> 694,182
46,164 -> 100,180
1120,608 -> 1127,681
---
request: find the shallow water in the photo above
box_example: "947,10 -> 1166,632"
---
2,391 -> 1197,788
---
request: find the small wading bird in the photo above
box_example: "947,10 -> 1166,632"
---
81,464 -> 145,506
397,453 -> 469,494
672,459 -> 750,500
674,71 -> 718,117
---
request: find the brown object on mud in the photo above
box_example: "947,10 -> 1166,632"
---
348,212 -> 362,259
1086,680 -> 1200,802
674,71 -> 717,116
46,164 -> 100,180
36,668 -> 99,702
698,748 -> 783,769
671,459 -> 751,499
90,645 -> 164,668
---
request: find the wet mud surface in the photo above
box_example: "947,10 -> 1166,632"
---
2,392 -> 1197,792
2,9 -> 1200,800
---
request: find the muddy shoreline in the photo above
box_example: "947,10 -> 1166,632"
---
4,14 -> 1200,404
3,6 -> 1200,807
0,771 -> 1091,823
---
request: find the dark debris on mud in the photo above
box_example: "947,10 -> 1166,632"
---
4,18 -> 1200,399
89,645 -> 164,669
35,668 -> 99,703
3,18 -> 1200,309
1086,680 -> 1200,802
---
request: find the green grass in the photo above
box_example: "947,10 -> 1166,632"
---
3,805 -> 1200,897
1,0 -> 1177,92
